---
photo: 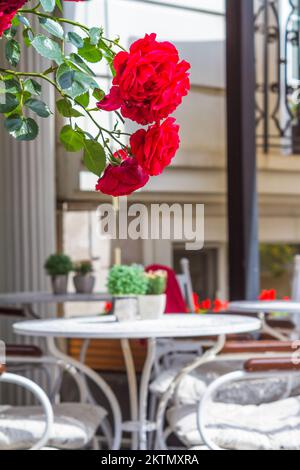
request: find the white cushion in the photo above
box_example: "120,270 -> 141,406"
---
167,397 -> 300,450
150,369 -> 208,406
151,362 -> 300,406
0,403 -> 107,450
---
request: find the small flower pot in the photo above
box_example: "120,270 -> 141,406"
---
114,297 -> 139,322
73,274 -> 96,294
138,294 -> 166,320
51,275 -> 69,295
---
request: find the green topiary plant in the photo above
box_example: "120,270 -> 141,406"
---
145,270 -> 167,295
73,260 -> 93,276
44,254 -> 73,277
108,265 -> 148,296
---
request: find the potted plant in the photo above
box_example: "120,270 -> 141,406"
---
44,254 -> 73,295
108,265 -> 148,322
139,270 -> 168,320
73,261 -> 95,294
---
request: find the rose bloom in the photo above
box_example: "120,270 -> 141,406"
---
0,0 -> 27,36
95,150 -> 149,197
97,33 -> 190,125
130,117 -> 180,176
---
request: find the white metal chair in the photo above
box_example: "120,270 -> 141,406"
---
197,357 -> 300,450
155,339 -> 300,449
0,364 -> 54,450
4,352 -> 112,450
0,307 -> 117,449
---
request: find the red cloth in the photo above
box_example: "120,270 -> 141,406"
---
145,265 -> 187,314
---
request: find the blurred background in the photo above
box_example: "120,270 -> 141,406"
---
1,0 -> 300,371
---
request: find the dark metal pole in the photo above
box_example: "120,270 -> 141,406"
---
226,0 -> 260,300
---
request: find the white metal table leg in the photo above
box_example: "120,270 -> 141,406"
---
46,337 -> 123,450
139,338 -> 156,450
259,312 -> 289,341
121,339 -> 139,450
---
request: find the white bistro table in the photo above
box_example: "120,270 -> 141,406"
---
229,300 -> 300,341
13,314 -> 261,450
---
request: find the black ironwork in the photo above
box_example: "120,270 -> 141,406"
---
226,0 -> 260,300
255,0 -> 300,153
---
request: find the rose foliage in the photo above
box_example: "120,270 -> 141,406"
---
0,0 -> 190,196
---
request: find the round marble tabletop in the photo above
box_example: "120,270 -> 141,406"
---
0,292 -> 112,305
229,300 -> 300,314
13,314 -> 262,340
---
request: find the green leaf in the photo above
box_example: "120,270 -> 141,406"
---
67,32 -> 84,49
0,94 -> 19,113
57,68 -> 75,90
5,39 -> 21,67
57,64 -> 98,99
0,79 -> 21,95
60,125 -> 84,152
3,26 -> 17,39
11,17 -> 20,29
89,27 -> 102,46
40,0 -> 56,13
23,79 -> 42,96
31,35 -> 63,64
75,92 -> 90,108
55,0 -> 63,13
78,38 -> 102,63
93,88 -> 105,101
25,99 -> 51,118
56,98 -> 83,118
9,117 -> 39,141
23,28 -> 34,47
98,39 -> 115,60
18,15 -> 31,28
83,140 -> 106,176
4,115 -> 23,132
68,53 -> 96,77
39,17 -> 64,39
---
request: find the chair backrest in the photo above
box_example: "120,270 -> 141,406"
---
153,338 -> 203,375
178,258 -> 195,313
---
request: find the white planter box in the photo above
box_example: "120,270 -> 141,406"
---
114,297 -> 139,322
138,294 -> 167,320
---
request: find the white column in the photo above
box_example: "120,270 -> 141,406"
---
0,21 -> 56,401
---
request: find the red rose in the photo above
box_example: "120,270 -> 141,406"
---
97,33 -> 190,125
95,150 -> 149,197
0,0 -> 27,37
130,118 -> 180,176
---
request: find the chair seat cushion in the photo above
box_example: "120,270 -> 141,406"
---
151,362 -> 300,406
167,397 -> 300,450
0,403 -> 107,450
